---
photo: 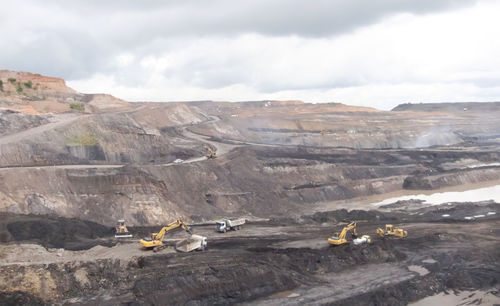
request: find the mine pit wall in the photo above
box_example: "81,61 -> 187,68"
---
0,113 -> 206,167
0,243 -> 404,304
403,167 -> 500,190
0,166 -> 190,226
1,147 -> 500,226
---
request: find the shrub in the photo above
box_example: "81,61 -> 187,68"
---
69,103 -> 85,112
24,80 -> 33,88
67,132 -> 98,146
16,83 -> 23,93
0,80 -> 3,91
8,78 -> 16,83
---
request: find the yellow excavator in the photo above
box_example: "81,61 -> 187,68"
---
328,221 -> 358,245
376,224 -> 407,238
140,218 -> 192,252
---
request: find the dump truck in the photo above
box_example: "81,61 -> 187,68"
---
175,235 -> 207,252
216,218 -> 245,232
115,219 -> 132,238
376,224 -> 407,238
353,235 -> 372,245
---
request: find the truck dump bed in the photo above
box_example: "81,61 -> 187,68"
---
175,235 -> 206,252
228,218 -> 245,227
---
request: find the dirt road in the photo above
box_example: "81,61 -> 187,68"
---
0,113 -> 87,146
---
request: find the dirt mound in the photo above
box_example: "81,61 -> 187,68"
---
0,213 -> 114,250
83,94 -> 130,112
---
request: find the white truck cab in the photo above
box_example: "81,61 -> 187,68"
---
216,218 -> 245,233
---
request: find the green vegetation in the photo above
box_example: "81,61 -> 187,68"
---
23,80 -> 33,88
0,80 -> 3,91
8,78 -> 16,83
16,83 -> 23,93
67,132 -> 99,146
69,103 -> 85,112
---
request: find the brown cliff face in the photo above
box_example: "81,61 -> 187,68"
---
0,70 -> 129,114
0,70 -> 75,94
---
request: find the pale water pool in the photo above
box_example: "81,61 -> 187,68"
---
373,185 -> 500,206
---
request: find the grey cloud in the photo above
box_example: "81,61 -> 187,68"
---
47,0 -> 477,38
0,0 -> 476,80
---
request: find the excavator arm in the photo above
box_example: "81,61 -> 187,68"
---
153,219 -> 190,241
141,218 -> 192,251
328,222 -> 357,245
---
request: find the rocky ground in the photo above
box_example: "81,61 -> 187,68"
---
0,71 -> 499,304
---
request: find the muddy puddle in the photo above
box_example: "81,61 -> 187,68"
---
410,289 -> 500,306
373,185 -> 500,207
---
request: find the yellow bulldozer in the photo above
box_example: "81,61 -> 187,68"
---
376,224 -> 407,238
140,218 -> 192,252
115,219 -> 132,238
328,221 -> 358,245
206,147 -> 216,159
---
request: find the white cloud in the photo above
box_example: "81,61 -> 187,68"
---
115,54 -> 135,67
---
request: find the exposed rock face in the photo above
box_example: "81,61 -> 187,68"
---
0,144 -> 499,225
1,71 -> 500,226
0,110 -> 50,136
0,70 -> 130,113
189,101 -> 500,149
403,167 -> 500,190
0,70 -> 75,93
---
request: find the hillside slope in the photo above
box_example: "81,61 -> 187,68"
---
1,71 -> 500,225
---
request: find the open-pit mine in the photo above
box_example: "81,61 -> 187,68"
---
0,70 -> 499,305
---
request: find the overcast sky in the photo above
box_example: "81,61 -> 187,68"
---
2,0 -> 499,109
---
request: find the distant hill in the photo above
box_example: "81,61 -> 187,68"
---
392,102 -> 500,112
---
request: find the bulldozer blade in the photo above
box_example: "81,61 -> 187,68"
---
115,234 -> 133,238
